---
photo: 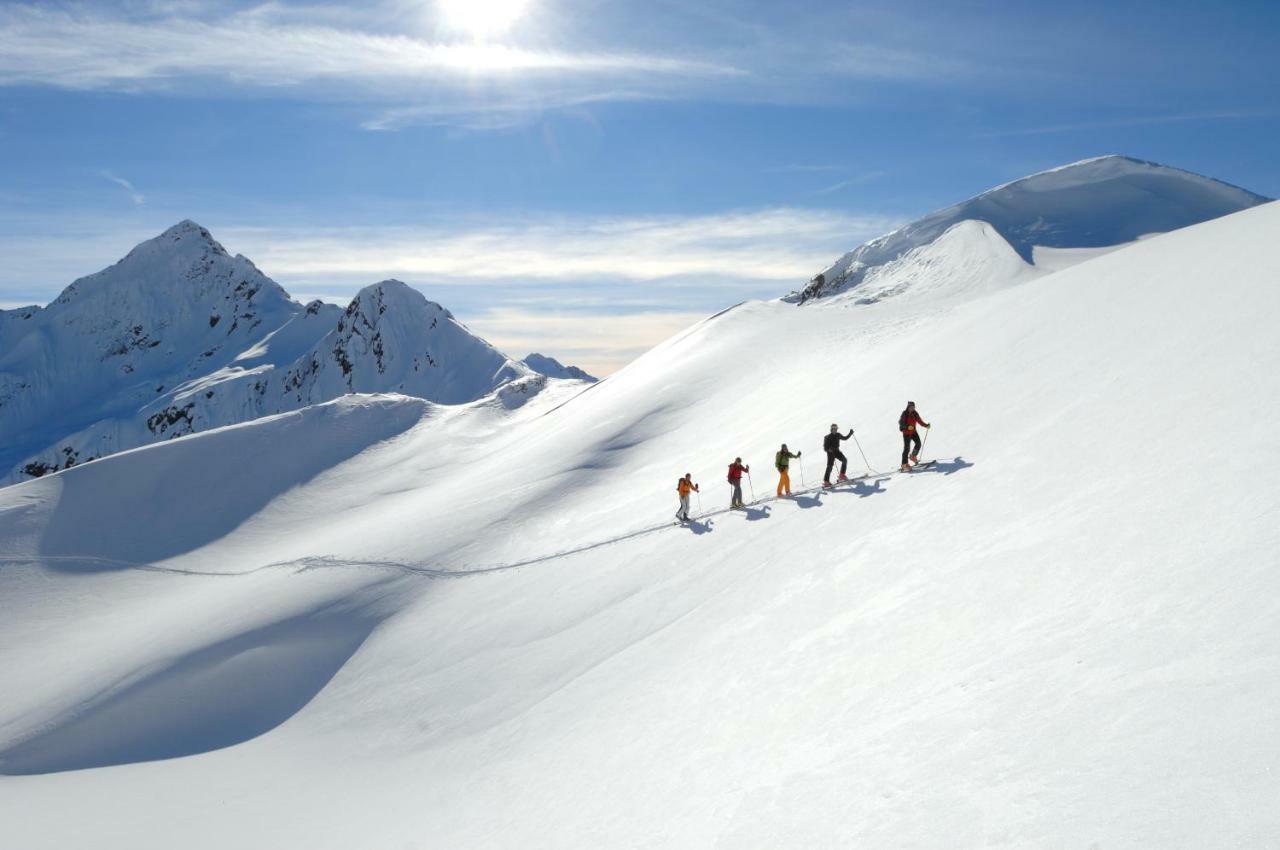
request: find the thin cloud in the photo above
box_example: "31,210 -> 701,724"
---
980,110 -> 1271,138
768,164 -> 845,174
812,171 -> 888,195
219,208 -> 899,284
0,4 -> 978,129
360,89 -> 663,132
825,43 -> 977,81
0,5 -> 739,90
100,170 -> 145,205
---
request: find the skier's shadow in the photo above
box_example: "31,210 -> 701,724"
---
921,456 -> 975,476
685,518 -> 714,534
850,477 -> 888,497
825,475 -> 889,498
791,494 -> 823,509
743,505 -> 771,521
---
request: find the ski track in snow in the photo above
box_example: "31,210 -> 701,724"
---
0,459 -> 971,582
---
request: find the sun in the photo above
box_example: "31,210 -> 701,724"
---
438,0 -> 531,39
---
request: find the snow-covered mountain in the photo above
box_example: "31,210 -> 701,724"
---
521,352 -> 598,382
0,223 -> 538,484
2,162 -> 1278,848
794,155 -> 1270,302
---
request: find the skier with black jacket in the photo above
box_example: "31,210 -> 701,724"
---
823,424 -> 853,487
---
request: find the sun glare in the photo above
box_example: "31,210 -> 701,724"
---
438,0 -> 531,39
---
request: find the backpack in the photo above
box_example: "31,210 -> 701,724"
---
898,410 -> 909,431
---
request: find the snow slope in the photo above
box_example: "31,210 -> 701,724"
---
795,155 -> 1270,302
0,225 -> 539,485
1,201 -> 1278,847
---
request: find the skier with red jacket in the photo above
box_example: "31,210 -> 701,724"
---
899,401 -> 930,471
727,458 -> 750,508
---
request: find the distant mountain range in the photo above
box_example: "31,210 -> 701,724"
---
0,221 -> 594,485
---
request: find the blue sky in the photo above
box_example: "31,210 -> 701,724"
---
1,0 -> 1277,374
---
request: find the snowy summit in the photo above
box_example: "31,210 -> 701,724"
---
522,353 -> 598,383
795,155 -> 1270,302
0,227 -> 600,485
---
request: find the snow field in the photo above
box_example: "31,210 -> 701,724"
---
1,201 -> 1278,847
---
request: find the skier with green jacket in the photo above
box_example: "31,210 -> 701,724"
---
775,444 -> 801,497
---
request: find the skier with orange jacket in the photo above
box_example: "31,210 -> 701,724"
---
675,473 -> 699,522
899,401 -> 931,471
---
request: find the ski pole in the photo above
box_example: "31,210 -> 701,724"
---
746,470 -> 756,502
920,425 -> 931,460
696,488 -> 703,516
799,455 -> 806,488
851,430 -> 875,474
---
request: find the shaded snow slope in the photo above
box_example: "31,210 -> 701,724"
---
1,202 -> 1279,848
796,155 -> 1270,302
0,227 -> 532,485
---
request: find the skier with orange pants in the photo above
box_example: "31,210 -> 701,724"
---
775,444 -> 801,497
899,401 -> 931,471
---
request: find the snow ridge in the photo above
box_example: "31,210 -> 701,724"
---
794,155 -> 1271,302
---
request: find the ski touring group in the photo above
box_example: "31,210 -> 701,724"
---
674,401 -> 932,524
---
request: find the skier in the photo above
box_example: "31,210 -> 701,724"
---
775,444 -> 801,497
675,473 -> 699,522
823,424 -> 853,487
727,458 -> 750,508
899,401 -> 931,471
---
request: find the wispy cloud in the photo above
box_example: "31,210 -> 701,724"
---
980,110 -> 1271,138
825,43 -> 976,81
100,170 -> 145,205
0,4 -> 739,120
219,208 -> 899,284
812,171 -> 888,196
768,164 -> 845,174
0,4 -> 978,129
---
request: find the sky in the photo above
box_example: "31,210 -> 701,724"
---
1,0 -> 1277,376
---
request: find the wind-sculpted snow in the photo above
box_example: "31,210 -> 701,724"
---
1,179 -> 1279,849
794,155 -> 1270,302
